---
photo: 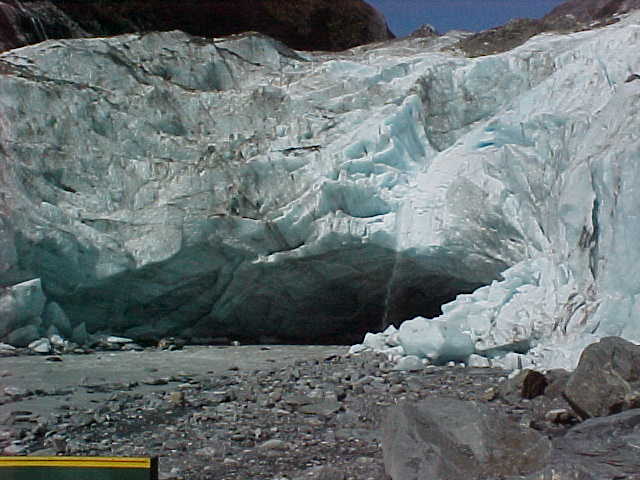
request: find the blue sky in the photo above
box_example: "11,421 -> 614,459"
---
366,0 -> 568,36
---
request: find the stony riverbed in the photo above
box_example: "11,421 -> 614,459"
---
0,344 -> 582,480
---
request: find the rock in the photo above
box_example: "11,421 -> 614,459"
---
60,0 -> 393,52
28,337 -> 52,354
297,400 -> 341,416
544,409 -> 575,424
545,0 -> 640,24
525,409 -> 640,480
158,338 -> 186,351
382,398 -> 551,480
3,386 -> 29,398
299,465 -> 347,480
563,337 -> 640,419
481,387 -> 498,401
46,436 -> 68,454
542,369 -> 571,399
0,342 -> 16,355
623,390 -> 640,409
0,0 -> 393,53
142,377 -> 169,386
409,24 -> 438,38
169,391 -> 185,405
258,439 -> 288,451
625,73 -> 640,83
2,442 -> 27,455
501,369 -> 548,400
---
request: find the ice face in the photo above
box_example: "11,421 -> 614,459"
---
0,14 -> 639,364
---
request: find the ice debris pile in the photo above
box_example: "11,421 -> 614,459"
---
0,13 -> 640,369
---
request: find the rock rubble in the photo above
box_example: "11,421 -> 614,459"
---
2,337 -> 640,480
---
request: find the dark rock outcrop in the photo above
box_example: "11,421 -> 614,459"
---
0,0 -> 87,52
545,0 -> 640,23
455,0 -> 640,58
382,398 -> 552,480
0,0 -> 393,53
563,336 -> 640,419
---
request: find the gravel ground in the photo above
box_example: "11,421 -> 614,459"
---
1,345 -> 571,480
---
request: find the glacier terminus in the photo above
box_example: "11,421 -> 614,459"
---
1,12 -> 640,370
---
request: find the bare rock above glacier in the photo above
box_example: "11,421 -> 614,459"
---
0,0 -> 393,53
545,0 -> 640,23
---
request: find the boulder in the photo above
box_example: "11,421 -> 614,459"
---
382,398 -> 551,480
542,369 -> 572,400
563,336 -> 640,419
524,409 -> 640,480
501,369 -> 548,400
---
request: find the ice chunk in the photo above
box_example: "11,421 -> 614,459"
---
467,354 -> 491,368
398,317 -> 474,363
393,355 -> 424,371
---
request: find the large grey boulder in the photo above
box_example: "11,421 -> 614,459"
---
382,397 -> 551,480
524,409 -> 640,480
563,336 -> 640,419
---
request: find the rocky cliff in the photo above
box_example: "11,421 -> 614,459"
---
545,0 -> 640,22
0,0 -> 393,53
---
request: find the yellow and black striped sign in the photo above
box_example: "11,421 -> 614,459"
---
0,456 -> 158,480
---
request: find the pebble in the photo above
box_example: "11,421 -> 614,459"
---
545,409 -> 575,424
258,439 -> 288,451
4,386 -> 29,397
142,377 -> 169,385
0,347 -> 534,480
168,391 -> 185,405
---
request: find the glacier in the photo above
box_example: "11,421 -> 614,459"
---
0,13 -> 639,368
